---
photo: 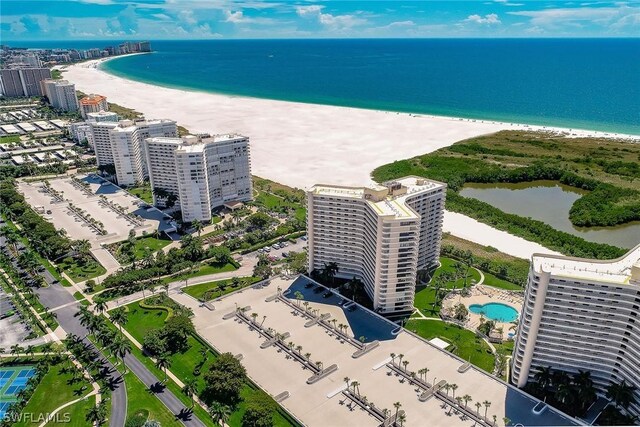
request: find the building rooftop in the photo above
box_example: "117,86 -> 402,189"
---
174,133 -> 249,153
79,94 -> 107,106
533,243 -> 640,285
309,176 -> 445,220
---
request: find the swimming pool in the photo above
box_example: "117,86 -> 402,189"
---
469,302 -> 519,322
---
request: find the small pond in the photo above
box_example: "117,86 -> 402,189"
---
459,181 -> 640,249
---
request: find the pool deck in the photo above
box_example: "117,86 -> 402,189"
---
172,276 -> 576,427
443,285 -> 523,340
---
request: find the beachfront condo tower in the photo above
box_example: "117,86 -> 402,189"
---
41,79 -> 79,112
144,134 -> 252,222
512,245 -> 640,417
90,119 -> 177,186
307,176 -> 446,315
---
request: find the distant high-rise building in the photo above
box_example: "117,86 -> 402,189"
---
138,41 -> 151,52
79,94 -> 109,118
0,67 -> 51,97
144,134 -> 252,221
41,79 -> 79,112
512,245 -> 640,417
307,177 -> 446,314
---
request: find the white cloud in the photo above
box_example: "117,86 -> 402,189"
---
508,4 -> 640,29
225,10 -> 245,23
464,13 -> 502,24
295,4 -> 366,29
295,5 -> 323,17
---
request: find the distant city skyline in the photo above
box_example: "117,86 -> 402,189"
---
1,0 -> 639,41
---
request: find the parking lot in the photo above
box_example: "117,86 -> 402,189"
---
17,174 -> 176,249
172,276 -> 575,427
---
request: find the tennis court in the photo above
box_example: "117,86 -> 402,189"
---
0,366 -> 36,418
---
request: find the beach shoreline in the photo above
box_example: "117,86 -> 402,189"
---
63,58 -> 636,259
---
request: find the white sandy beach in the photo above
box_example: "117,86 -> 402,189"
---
64,57 -> 636,259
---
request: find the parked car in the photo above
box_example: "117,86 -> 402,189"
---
281,242 -> 289,247
301,235 -> 308,241
264,247 -> 271,252
272,243 -> 280,249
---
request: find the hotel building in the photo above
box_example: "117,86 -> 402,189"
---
512,244 -> 640,416
144,134 -> 252,222
79,94 -> 109,118
41,79 -> 79,112
307,176 -> 446,314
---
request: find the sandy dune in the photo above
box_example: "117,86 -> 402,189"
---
63,58 -> 591,259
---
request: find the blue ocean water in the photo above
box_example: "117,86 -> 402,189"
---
17,39 -> 640,134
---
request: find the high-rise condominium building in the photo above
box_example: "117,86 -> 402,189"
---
0,67 -> 51,97
307,176 -> 446,314
90,119 -> 177,185
42,79 -> 79,112
144,134 -> 252,222
512,245 -> 640,416
108,119 -> 178,186
79,94 -> 108,118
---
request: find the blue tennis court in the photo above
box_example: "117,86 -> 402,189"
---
0,366 -> 36,418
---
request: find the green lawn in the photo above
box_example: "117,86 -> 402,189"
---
0,135 -> 21,144
132,236 -> 170,258
482,272 -> 522,291
122,301 -> 169,343
124,370 -> 182,427
57,257 -> 106,283
15,363 -> 93,427
128,185 -> 154,204
183,276 -> 261,301
255,190 -> 306,222
414,257 -> 481,315
405,319 -> 495,373
45,394 -> 95,426
162,262 -> 238,284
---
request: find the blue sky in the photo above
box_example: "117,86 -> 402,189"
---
2,1 -> 639,40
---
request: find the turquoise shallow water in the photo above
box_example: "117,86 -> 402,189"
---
469,303 -> 519,322
97,39 -> 640,135
14,39 -> 638,134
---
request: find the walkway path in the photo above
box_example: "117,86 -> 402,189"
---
37,383 -> 100,427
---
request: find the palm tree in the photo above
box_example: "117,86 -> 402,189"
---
503,417 -> 511,426
182,378 -> 198,408
351,381 -> 360,396
493,415 -> 498,426
463,394 -> 472,408
483,400 -> 491,419
475,402 -> 482,416
455,396 -> 463,408
390,353 -> 396,365
110,336 -> 131,373
93,298 -> 108,315
606,379 -> 637,410
192,219 -> 204,237
156,352 -> 171,383
10,344 -> 23,356
402,360 -> 409,372
86,401 -> 107,426
534,366 -> 553,391
294,291 -> 304,307
110,307 -> 128,331
398,413 -> 406,427
208,401 -> 231,425
25,345 -> 35,357
393,402 -> 402,420
344,376 -> 350,389
451,384 -> 458,399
